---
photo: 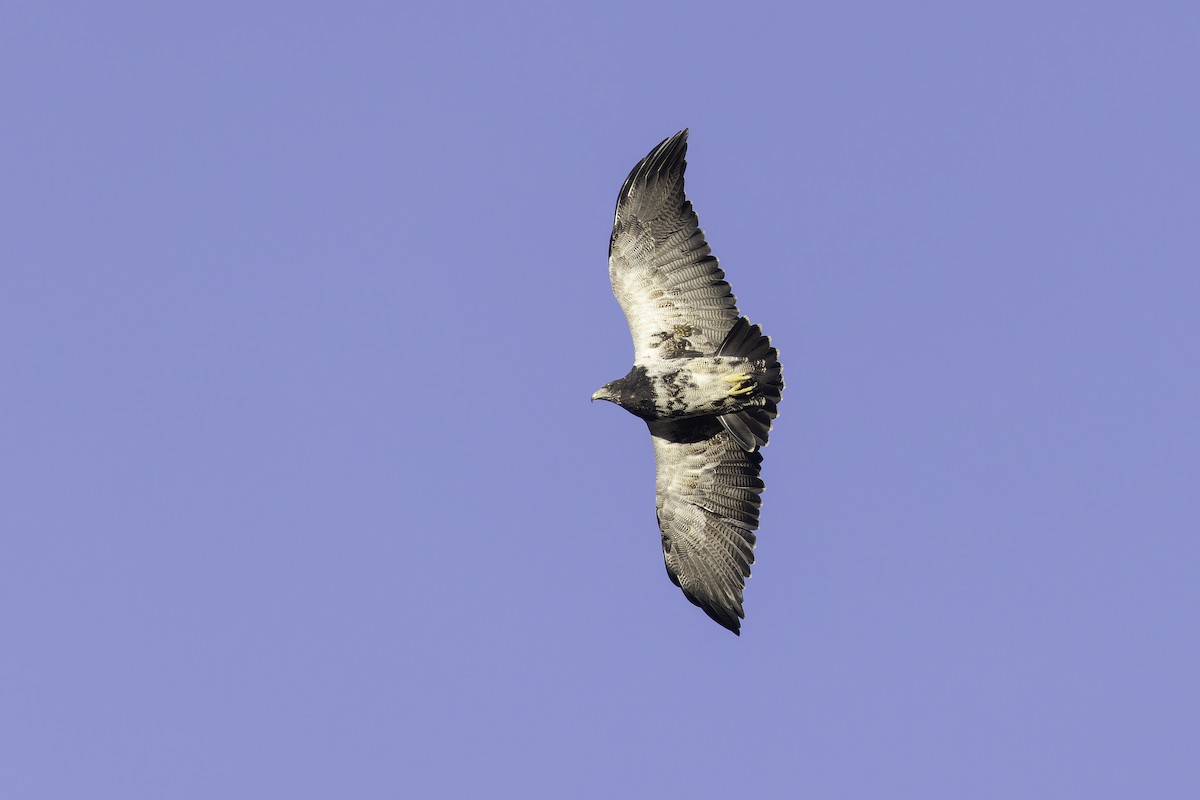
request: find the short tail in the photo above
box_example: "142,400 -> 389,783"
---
716,317 -> 783,451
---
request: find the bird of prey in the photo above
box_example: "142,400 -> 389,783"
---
592,130 -> 783,635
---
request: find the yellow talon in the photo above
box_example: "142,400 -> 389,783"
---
730,384 -> 755,396
723,373 -> 752,384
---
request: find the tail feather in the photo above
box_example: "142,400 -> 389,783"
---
716,317 -> 784,451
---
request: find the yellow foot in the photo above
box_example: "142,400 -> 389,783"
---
724,373 -> 756,396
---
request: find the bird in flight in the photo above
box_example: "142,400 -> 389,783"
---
593,130 -> 784,635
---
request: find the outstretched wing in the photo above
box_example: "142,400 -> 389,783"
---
648,418 -> 764,635
609,130 -> 740,361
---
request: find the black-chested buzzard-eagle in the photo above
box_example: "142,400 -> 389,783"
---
592,130 -> 784,635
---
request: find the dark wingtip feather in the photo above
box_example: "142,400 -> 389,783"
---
614,129 -> 690,213
682,589 -> 743,635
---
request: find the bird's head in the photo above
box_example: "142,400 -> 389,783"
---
591,382 -> 620,404
591,368 -> 657,419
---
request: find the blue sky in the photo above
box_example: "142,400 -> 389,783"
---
3,1 -> 1198,797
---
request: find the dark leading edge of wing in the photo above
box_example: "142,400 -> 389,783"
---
608,130 -> 740,359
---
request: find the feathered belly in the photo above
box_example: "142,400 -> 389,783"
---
642,357 -> 770,420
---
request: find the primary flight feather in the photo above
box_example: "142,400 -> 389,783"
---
593,130 -> 784,635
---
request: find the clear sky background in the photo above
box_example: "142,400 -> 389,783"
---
3,1 -> 1198,797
